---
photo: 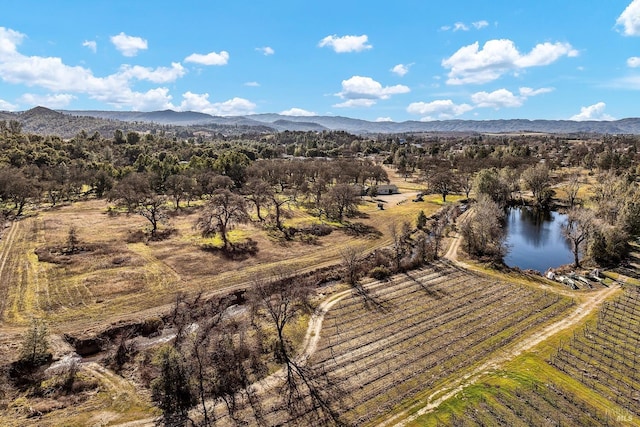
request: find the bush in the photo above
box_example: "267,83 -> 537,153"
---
141,317 -> 164,337
302,223 -> 333,236
298,233 -> 319,245
342,222 -> 382,238
369,266 -> 391,280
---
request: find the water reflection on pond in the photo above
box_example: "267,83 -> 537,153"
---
504,206 -> 573,272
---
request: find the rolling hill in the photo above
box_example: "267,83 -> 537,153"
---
2,106 -> 640,135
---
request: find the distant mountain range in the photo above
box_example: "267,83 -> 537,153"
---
60,109 -> 640,134
3,106 -> 640,136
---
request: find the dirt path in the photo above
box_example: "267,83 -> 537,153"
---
443,228 -> 462,263
0,221 -> 19,319
382,283 -> 621,427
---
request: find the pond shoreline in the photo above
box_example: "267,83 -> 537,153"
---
503,205 -> 573,273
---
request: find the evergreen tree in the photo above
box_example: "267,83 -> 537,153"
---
20,318 -> 50,366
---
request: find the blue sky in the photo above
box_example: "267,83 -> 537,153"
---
1,1 -> 639,122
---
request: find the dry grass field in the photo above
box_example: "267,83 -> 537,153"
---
0,175 -> 439,335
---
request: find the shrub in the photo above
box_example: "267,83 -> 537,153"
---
369,266 -> 391,280
141,317 -> 164,337
298,233 -> 319,245
302,223 -> 333,236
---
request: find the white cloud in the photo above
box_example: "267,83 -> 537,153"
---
333,99 -> 377,108
318,34 -> 372,53
99,87 -> 175,111
0,27 -> 24,54
442,39 -> 578,85
0,26 -> 183,110
375,117 -> 393,122
391,63 -> 411,76
110,32 -> 148,57
407,86 -> 552,119
617,0 -> 640,36
185,50 -> 229,66
0,54 -> 115,92
570,102 -> 615,121
407,99 -> 473,120
471,89 -> 523,108
628,56 -> 640,67
19,93 -> 76,108
518,86 -> 554,97
471,86 -> 553,109
0,98 -> 17,111
256,46 -> 274,56
178,92 -> 256,116
244,81 -> 260,87
472,20 -> 489,29
337,75 -> 410,101
117,62 -> 186,83
333,75 -> 409,108
280,107 -> 316,116
515,42 -> 579,67
453,22 -> 469,31
610,75 -> 640,89
82,40 -> 97,53
441,20 -> 489,32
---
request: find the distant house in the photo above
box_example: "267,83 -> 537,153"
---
357,184 -> 400,196
375,184 -> 399,195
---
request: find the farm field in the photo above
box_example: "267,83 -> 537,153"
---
551,286 -> 640,418
110,261 -> 580,427
398,285 -> 640,427
307,262 -> 576,426
0,185 -> 440,334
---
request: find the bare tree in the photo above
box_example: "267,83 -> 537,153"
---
249,272 -> 346,425
0,169 -> 39,217
564,173 -> 581,207
66,226 -> 80,254
195,189 -> 249,251
244,178 -> 272,222
521,163 -> 552,207
268,192 -> 293,231
322,184 -> 360,222
590,172 -> 627,223
459,195 -> 506,260
165,173 -> 195,209
562,207 -> 596,267
389,221 -> 412,271
108,172 -> 152,213
340,245 -> 365,286
458,172 -> 474,199
137,195 -> 169,237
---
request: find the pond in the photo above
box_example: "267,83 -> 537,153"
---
503,206 -> 573,272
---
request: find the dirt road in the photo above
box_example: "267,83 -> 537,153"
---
0,221 -> 18,317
